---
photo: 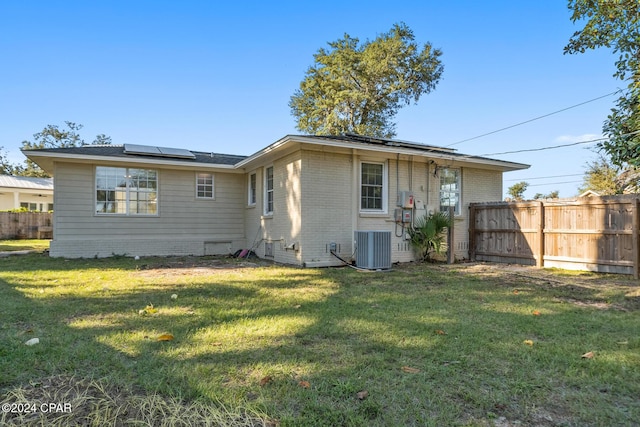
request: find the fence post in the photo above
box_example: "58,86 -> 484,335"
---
448,205 -> 455,264
536,201 -> 545,268
468,204 -> 476,261
633,198 -> 639,279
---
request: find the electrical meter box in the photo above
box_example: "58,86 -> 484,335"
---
394,208 -> 412,223
397,191 -> 414,209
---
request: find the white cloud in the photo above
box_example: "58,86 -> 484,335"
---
554,133 -> 603,143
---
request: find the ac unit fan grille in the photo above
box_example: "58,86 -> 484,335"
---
354,231 -> 392,270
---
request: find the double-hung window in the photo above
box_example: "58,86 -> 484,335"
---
96,166 -> 158,215
196,173 -> 214,199
264,166 -> 274,215
360,162 -> 386,212
439,168 -> 461,215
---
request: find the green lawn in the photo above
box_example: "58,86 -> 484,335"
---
0,239 -> 50,252
1,254 -> 639,426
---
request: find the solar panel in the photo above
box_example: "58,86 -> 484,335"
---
158,147 -> 197,159
342,133 -> 456,153
124,144 -> 196,159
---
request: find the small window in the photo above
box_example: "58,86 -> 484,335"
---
20,202 -> 37,211
47,203 -> 54,211
360,162 -> 387,212
264,166 -> 274,215
439,168 -> 461,215
196,173 -> 214,199
248,172 -> 257,206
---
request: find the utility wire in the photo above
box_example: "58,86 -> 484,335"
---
445,89 -> 622,147
527,180 -> 583,187
505,173 -> 583,181
478,130 -> 640,157
480,137 -> 601,156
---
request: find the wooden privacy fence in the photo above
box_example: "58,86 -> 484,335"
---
469,195 -> 640,277
0,212 -> 53,240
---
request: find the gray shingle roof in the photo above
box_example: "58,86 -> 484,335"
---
28,145 -> 246,166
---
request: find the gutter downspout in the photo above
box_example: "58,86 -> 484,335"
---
352,149 -> 358,258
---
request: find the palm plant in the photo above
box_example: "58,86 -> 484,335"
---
408,211 -> 453,261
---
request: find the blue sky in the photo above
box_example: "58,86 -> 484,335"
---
0,1 -> 619,198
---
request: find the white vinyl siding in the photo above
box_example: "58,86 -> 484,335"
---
51,162 -> 247,258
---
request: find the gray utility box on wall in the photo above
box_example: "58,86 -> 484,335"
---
354,231 -> 392,270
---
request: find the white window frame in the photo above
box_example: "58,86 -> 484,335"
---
196,172 -> 214,199
95,166 -> 158,216
439,168 -> 461,216
359,161 -> 388,213
248,172 -> 257,206
264,166 -> 274,215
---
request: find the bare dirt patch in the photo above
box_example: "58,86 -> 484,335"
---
134,256 -> 272,279
438,261 -> 640,311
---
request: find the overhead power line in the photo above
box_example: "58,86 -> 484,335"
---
505,173 -> 583,181
446,89 -> 622,147
527,180 -> 583,187
480,138 -> 601,156
478,130 -> 640,157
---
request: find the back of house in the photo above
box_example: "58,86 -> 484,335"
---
23,135 -> 528,265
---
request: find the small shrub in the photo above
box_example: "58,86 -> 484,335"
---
407,211 -> 452,261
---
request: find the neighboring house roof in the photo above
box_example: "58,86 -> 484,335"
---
23,135 -> 530,175
0,175 -> 54,190
579,190 -> 601,197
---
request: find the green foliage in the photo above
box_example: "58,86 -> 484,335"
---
601,89 -> 640,167
507,181 -> 528,201
565,0 -> 640,166
18,121 -> 112,177
533,190 -> 560,200
289,23 -> 444,138
0,239 -> 50,252
408,211 -> 452,261
578,154 -> 623,195
0,146 -> 17,175
0,207 -> 30,213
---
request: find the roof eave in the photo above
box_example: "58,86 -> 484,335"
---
22,150 -> 241,174
234,135 -> 530,172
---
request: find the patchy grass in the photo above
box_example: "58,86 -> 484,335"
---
0,239 -> 50,252
1,254 -> 639,426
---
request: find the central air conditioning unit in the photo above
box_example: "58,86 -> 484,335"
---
354,231 -> 392,270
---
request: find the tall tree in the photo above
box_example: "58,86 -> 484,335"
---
19,121 -> 112,177
0,146 -> 17,175
289,23 -> 444,138
564,0 -> 640,166
578,154 -> 622,195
